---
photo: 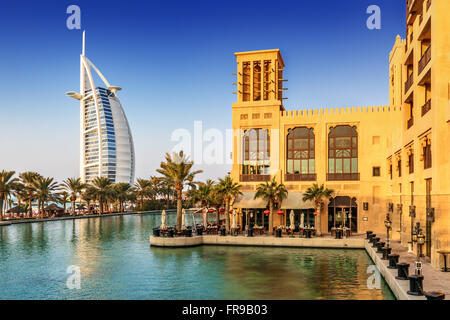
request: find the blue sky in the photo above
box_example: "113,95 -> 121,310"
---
0,0 -> 405,182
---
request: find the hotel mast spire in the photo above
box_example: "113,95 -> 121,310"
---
82,30 -> 85,56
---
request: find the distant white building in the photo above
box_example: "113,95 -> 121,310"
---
67,31 -> 135,184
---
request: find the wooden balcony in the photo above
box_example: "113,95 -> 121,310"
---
285,173 -> 317,182
405,72 -> 414,94
418,45 -> 431,75
240,174 -> 270,182
326,173 -> 360,181
421,99 -> 431,116
407,117 -> 414,129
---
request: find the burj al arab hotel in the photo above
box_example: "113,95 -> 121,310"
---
67,32 -> 135,184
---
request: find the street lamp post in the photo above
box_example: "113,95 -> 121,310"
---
407,222 -> 425,296
385,212 -> 392,248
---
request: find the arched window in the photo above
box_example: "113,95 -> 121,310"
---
241,129 -> 270,181
327,125 -> 359,181
286,127 -> 315,181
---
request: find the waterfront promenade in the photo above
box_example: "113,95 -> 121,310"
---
0,209 -> 175,226
150,232 -> 450,300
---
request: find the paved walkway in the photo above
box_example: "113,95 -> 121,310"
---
376,235 -> 450,298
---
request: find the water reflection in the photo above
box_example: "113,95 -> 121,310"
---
0,213 -> 394,300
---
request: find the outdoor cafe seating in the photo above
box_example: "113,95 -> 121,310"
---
331,227 -> 352,238
206,225 -> 219,235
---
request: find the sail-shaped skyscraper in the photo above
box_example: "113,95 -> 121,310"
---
67,32 -> 135,184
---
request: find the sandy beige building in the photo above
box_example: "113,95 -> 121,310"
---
230,0 -> 449,269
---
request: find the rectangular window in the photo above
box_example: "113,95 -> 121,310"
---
373,167 -> 381,176
424,144 -> 432,169
398,160 -> 402,177
408,153 -> 414,174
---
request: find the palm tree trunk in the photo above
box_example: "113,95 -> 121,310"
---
225,198 -> 230,233
176,187 -> 182,231
269,200 -> 274,235
316,204 -> 322,236
27,200 -> 32,217
0,196 -> 4,221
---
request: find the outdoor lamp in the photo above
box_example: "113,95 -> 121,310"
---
384,213 -> 392,248
412,231 -> 417,243
417,232 -> 425,246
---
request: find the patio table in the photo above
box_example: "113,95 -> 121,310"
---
437,250 -> 450,272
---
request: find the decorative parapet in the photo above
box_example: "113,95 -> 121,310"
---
281,106 -> 398,118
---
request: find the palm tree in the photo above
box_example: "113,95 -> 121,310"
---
216,176 -> 242,233
194,180 -> 215,208
58,191 -> 70,214
0,170 -> 18,221
114,182 -> 131,212
13,182 -> 27,208
63,177 -> 86,216
19,171 -> 41,217
156,151 -> 203,231
32,177 -> 60,218
81,186 -> 97,214
134,178 -> 152,207
254,177 -> 288,235
302,183 -> 334,236
91,177 -> 112,214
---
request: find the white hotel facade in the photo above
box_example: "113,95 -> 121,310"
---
67,32 -> 135,184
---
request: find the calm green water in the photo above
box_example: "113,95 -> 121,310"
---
0,213 -> 394,300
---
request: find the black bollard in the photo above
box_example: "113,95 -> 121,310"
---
246,228 -> 253,237
167,228 -> 174,238
276,228 -> 282,238
153,228 -> 161,237
220,227 -> 226,236
196,227 -> 203,236
382,247 -> 392,259
185,228 -> 192,237
396,262 -> 410,280
425,291 -> 445,301
376,242 -> 385,253
407,274 -> 424,296
366,231 -> 373,239
368,234 -> 377,243
372,237 -> 380,248
388,254 -> 399,269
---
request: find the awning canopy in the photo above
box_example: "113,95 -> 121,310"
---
328,196 -> 357,207
45,203 -> 64,211
232,192 -> 267,209
232,192 -> 314,210
280,192 -> 314,210
7,206 -> 26,214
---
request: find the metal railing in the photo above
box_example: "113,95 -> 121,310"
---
405,72 -> 414,93
240,174 -> 270,182
418,45 -> 431,75
326,173 -> 360,181
421,99 -> 431,116
285,173 -> 317,182
407,117 -> 414,129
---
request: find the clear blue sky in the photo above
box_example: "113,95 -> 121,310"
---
0,0 -> 405,182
